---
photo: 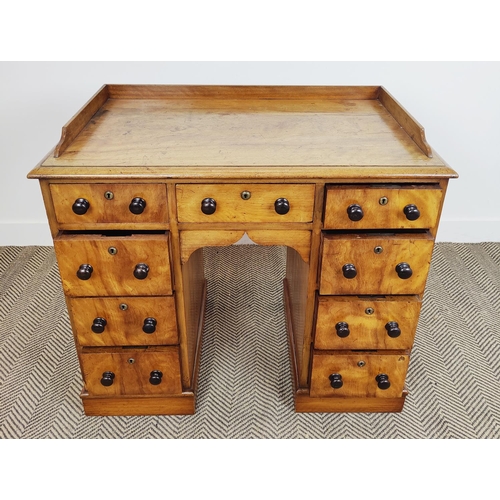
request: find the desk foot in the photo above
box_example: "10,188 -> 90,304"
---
80,390 -> 196,416
293,390 -> 408,413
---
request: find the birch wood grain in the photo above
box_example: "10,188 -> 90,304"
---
50,183 -> 168,225
80,347 -> 182,396
319,232 -> 435,295
68,296 -> 178,346
180,230 -> 311,264
310,352 -> 410,398
176,183 -> 315,223
314,296 -> 421,350
54,233 -> 172,296
323,184 -> 443,230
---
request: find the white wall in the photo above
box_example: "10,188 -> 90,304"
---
1,62 -> 499,245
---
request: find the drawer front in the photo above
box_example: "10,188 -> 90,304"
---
54,233 -> 172,296
68,297 -> 178,346
81,348 -> 182,396
50,183 -> 168,225
324,184 -> 443,230
315,296 -> 421,350
176,183 -> 315,223
319,233 -> 434,295
310,352 -> 409,398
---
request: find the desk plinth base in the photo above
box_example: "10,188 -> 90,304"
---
80,390 -> 196,416
293,390 -> 408,413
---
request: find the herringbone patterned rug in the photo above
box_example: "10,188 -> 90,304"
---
1,244 -> 499,438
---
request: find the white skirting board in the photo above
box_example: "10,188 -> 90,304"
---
434,220 -> 500,243
1,223 -> 53,246
0,220 -> 499,246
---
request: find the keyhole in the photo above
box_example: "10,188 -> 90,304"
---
119,303 -> 128,311
127,358 -> 135,364
241,191 -> 251,200
104,191 -> 114,200
379,196 -> 388,205
108,247 -> 118,255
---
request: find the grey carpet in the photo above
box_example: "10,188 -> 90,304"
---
0,243 -> 499,439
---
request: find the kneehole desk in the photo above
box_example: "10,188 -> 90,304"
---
28,85 -> 457,416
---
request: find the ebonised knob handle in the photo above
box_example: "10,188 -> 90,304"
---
149,370 -> 163,385
347,204 -> 364,221
335,322 -> 350,338
134,263 -> 149,280
342,263 -> 357,279
76,264 -> 93,280
274,198 -> 290,215
404,204 -> 420,221
143,317 -> 157,334
129,197 -> 147,214
101,371 -> 115,386
91,317 -> 107,334
72,198 -> 89,215
329,373 -> 343,389
395,262 -> 412,279
201,198 -> 216,215
385,321 -> 401,338
376,374 -> 391,390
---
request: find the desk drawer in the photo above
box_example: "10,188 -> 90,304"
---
54,232 -> 172,296
324,184 -> 443,230
68,296 -> 178,346
176,183 -> 315,223
50,183 -> 168,225
315,296 -> 421,350
319,232 -> 434,295
80,347 -> 182,396
310,352 -> 409,398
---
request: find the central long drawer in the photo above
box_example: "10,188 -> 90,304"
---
176,183 -> 315,223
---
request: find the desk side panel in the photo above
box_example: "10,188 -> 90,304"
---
285,246 -> 310,386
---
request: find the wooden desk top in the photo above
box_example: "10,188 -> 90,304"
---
28,85 -> 457,180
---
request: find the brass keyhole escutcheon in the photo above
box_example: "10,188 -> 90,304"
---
374,246 -> 383,254
108,246 -> 118,255
357,360 -> 366,368
127,358 -> 135,364
379,196 -> 388,205
365,307 -> 374,315
104,191 -> 114,200
241,191 -> 251,200
119,303 -> 128,311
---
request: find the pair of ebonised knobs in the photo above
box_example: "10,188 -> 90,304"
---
201,197 -> 290,215
91,317 -> 157,334
76,263 -> 150,280
72,197 -> 147,215
329,373 -> 390,390
347,204 -> 420,221
100,370 -> 163,386
335,321 -> 401,338
342,262 -> 413,279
